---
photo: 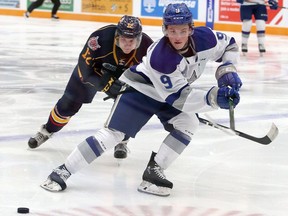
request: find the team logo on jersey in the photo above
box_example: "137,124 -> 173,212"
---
88,36 -> 101,51
118,59 -> 126,66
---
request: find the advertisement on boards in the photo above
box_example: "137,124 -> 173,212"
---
82,0 -> 132,14
0,0 -> 19,8
141,0 -> 198,20
27,0 -> 73,11
219,0 -> 285,25
206,0 -> 214,29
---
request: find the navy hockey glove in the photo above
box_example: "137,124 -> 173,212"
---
102,63 -> 126,79
216,62 -> 242,91
99,69 -> 124,99
103,79 -> 124,99
236,0 -> 244,4
206,86 -> 240,109
268,0 -> 278,10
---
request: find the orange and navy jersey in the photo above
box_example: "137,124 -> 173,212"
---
76,24 -> 153,89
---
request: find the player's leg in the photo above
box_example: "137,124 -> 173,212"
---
240,5 -> 253,53
138,110 -> 199,196
24,0 -> 45,17
41,128 -> 126,191
28,95 -> 82,148
51,0 -> 61,19
28,66 -> 96,148
254,5 -> 268,54
108,90 -> 160,160
41,91 -> 155,191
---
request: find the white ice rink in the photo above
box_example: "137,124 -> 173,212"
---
1,15 -> 288,216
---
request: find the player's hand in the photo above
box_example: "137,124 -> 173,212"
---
268,0 -> 278,10
99,68 -> 124,99
104,79 -> 124,99
102,63 -> 126,79
216,63 -> 242,91
206,86 -> 240,109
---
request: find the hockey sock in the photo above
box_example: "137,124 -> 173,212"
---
241,19 -> 252,44
155,129 -> 191,170
255,19 -> 265,45
65,128 -> 125,173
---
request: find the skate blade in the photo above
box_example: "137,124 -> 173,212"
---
137,181 -> 171,197
40,178 -> 63,192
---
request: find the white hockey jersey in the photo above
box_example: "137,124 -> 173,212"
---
120,26 -> 239,114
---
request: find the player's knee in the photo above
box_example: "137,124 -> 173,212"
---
94,128 -> 125,150
169,114 -> 199,138
56,95 -> 82,116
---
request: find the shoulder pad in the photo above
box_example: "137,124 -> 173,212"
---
192,27 -> 217,52
150,38 -> 182,74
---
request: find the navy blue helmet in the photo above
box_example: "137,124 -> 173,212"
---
163,3 -> 193,26
117,15 -> 142,38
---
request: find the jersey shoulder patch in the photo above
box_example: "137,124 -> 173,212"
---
193,27 -> 217,52
90,25 -> 117,43
150,38 -> 182,74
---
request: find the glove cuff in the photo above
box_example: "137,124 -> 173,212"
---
101,77 -> 115,92
206,87 -> 219,108
215,63 -> 237,80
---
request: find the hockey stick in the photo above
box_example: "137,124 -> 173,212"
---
266,4 -> 288,9
229,98 -> 235,130
198,116 -> 279,145
245,0 -> 288,9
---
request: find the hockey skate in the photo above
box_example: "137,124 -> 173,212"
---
114,143 -> 129,159
51,15 -> 60,21
137,152 -> 173,196
28,124 -> 53,149
24,11 -> 30,18
258,44 -> 266,56
41,164 -> 71,192
241,43 -> 248,55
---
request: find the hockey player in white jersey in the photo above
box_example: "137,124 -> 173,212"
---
40,3 -> 242,196
237,0 -> 278,54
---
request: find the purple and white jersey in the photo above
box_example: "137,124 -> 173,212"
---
120,27 -> 239,114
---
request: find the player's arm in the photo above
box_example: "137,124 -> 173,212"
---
210,31 -> 242,91
150,67 -> 240,113
77,32 -> 104,89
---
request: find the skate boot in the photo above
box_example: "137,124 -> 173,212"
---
24,11 -> 30,18
51,15 -> 60,20
28,124 -> 53,149
137,152 -> 173,196
114,143 -> 129,159
258,44 -> 266,54
41,164 -> 71,192
241,43 -> 248,53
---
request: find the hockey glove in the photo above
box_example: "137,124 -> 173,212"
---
206,86 -> 240,109
216,62 -> 242,91
268,0 -> 278,10
102,63 -> 126,79
99,68 -> 125,99
236,0 -> 244,4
